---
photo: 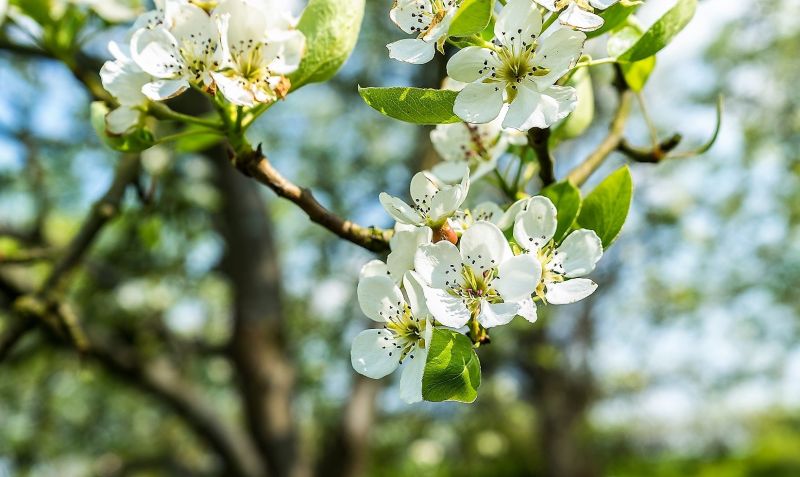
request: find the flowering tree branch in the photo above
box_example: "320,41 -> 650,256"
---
528,127 -> 556,186
232,144 -> 392,253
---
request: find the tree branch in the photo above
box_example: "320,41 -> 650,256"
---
233,144 -> 392,253
617,133 -> 683,163
529,127 -> 555,186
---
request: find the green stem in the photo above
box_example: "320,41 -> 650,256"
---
156,129 -> 224,145
573,57 -> 618,69
147,103 -> 222,129
541,12 -> 559,32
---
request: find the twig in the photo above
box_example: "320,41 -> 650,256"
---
528,127 -> 555,186
617,134 -> 683,163
232,144 -> 392,253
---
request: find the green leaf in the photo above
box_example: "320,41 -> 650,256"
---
576,166 -> 633,248
586,2 -> 638,39
552,66 -> 594,140
289,0 -> 365,90
91,102 -> 155,153
10,0 -> 53,26
359,87 -> 461,125
422,328 -> 481,403
619,0 -> 696,62
449,0 -> 494,37
541,181 -> 582,243
608,21 -> 655,92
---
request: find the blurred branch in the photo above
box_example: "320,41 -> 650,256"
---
232,144 -> 392,253
617,133 -> 683,163
529,127 -> 555,186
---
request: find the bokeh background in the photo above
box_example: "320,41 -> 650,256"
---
1,0 -> 799,476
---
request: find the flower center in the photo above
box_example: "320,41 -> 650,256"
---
380,303 -> 426,362
446,264 -> 503,314
535,246 -> 565,301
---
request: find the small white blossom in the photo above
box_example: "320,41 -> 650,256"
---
387,224 -> 433,283
514,196 -> 603,304
446,0 -> 585,130
415,221 -> 541,329
450,202 -> 505,234
352,266 -> 433,403
535,0 -> 619,32
100,41 -> 153,134
379,169 -> 470,228
387,0 -> 458,64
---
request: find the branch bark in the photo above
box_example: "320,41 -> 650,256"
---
529,127 -> 555,186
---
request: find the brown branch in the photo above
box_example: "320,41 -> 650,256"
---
529,127 -> 555,186
233,144 -> 392,253
617,133 -> 683,163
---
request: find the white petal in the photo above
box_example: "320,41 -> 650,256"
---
471,202 -> 504,224
493,254 -> 541,302
403,271 -> 430,318
379,193 -> 423,225
388,226 -> 432,282
495,0 -> 542,50
390,0 -> 433,34
130,27 -> 183,79
545,278 -> 597,304
534,28 -> 586,86
427,184 -> 462,224
431,123 -> 472,163
409,171 -> 443,205
399,343 -> 428,403
554,229 -> 603,278
106,107 -> 140,135
517,297 -> 538,323
513,196 -> 558,250
423,286 -> 472,328
100,54 -> 149,106
357,275 -> 406,322
414,241 -> 463,289
350,329 -> 401,379
496,197 -> 532,231
589,0 -> 618,9
477,301 -> 519,328
558,3 -> 604,31
533,0 -> 557,11
431,160 -> 471,184
503,82 -> 576,130
141,78 -> 189,101
211,71 -> 256,107
446,47 -> 499,83
360,259 -> 392,280
266,29 -> 306,74
454,82 -> 505,124
460,221 -> 512,271
387,38 -> 436,65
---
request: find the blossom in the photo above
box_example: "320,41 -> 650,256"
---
210,0 -> 305,106
450,202 -> 505,234
446,0 -> 585,130
513,196 -> 603,304
130,0 -> 223,100
387,225 -> 433,283
351,267 -> 433,403
379,169 -> 470,228
100,41 -> 153,134
387,0 -> 458,64
415,221 -> 541,329
535,0 -> 619,32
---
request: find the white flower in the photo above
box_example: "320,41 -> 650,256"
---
210,0 -> 306,106
130,0 -> 223,100
535,0 -> 619,32
352,268 -> 433,403
379,169 -> 470,228
450,202 -> 505,234
100,41 -> 153,134
415,221 -> 541,329
388,225 -> 433,283
387,0 -> 458,65
446,0 -> 585,130
514,196 -> 603,304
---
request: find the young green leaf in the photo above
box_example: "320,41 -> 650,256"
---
576,166 -> 633,248
586,2 -> 638,39
289,0 -> 365,90
541,181 -> 582,243
619,0 -> 696,62
359,87 -> 461,125
91,102 -> 155,153
422,328 -> 481,403
449,0 -> 494,37
608,21 -> 656,92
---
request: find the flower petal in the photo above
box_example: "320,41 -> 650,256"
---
415,241 -> 463,289
496,197 -> 532,231
460,221 -> 512,271
495,0 -> 542,50
533,0 -> 557,11
554,229 -> 603,278
534,27 -> 586,87
493,254 -> 541,302
409,171 -> 442,205
399,343 -> 428,403
513,196 -> 558,251
454,82 -> 505,125
517,297 -> 538,323
130,27 -> 183,79
351,329 -> 401,379
388,226 -> 432,282
403,271 -> 430,318
558,3 -> 604,31
446,46 -> 499,83
379,193 -> 423,225
141,78 -> 189,101
545,278 -> 598,304
106,107 -> 140,135
390,0 -> 433,34
503,82 -> 576,130
423,286 -> 472,328
589,0 -> 618,9
387,38 -> 436,64
211,71 -> 256,107
360,259 -> 392,280
357,275 -> 406,322
477,300 -> 519,328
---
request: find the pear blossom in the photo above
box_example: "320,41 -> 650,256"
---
446,0 -> 586,130
210,0 -> 306,106
130,0 -> 223,100
514,196 -> 603,304
100,41 -> 153,134
387,0 -> 458,65
352,268 -> 433,403
415,221 -> 541,329
450,202 -> 505,234
379,169 -> 470,228
387,225 -> 433,283
535,0 -> 619,32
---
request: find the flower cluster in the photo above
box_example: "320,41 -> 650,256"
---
352,168 -> 603,402
99,0 -> 305,134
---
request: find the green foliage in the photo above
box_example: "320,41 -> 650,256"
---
586,2 -> 638,39
359,87 -> 461,125
541,181 -> 582,243
608,20 -> 656,92
289,0 -> 365,90
422,328 -> 481,403
12,0 -> 88,57
90,102 -> 155,153
553,66 -> 594,139
576,166 -> 633,248
618,0 -> 697,62
449,0 -> 494,37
